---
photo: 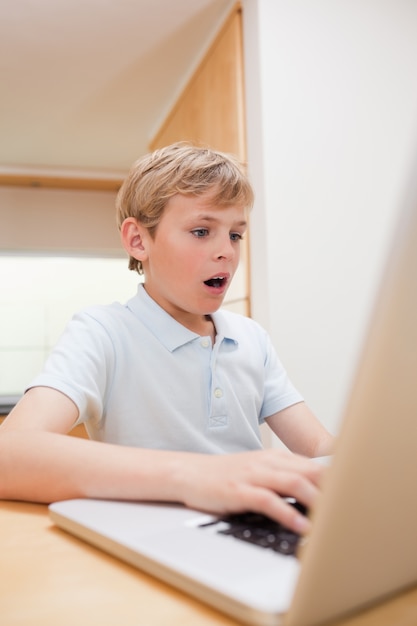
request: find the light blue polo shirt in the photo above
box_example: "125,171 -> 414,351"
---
28,285 -> 303,454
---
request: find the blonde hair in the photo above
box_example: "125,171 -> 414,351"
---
116,142 -> 254,273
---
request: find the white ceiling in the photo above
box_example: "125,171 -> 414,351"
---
0,0 -> 235,174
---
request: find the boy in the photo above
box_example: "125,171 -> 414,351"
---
0,143 -> 333,534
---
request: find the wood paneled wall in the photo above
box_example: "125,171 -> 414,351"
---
150,5 -> 245,160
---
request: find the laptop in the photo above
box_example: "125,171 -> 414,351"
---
49,151 -> 417,626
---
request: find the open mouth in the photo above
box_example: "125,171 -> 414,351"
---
204,276 -> 228,289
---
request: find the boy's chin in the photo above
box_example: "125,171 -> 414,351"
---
204,305 -> 225,317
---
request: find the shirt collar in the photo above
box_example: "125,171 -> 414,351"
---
126,284 -> 238,351
211,309 -> 239,346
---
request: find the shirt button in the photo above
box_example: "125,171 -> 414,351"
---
201,338 -> 210,348
214,388 -> 223,398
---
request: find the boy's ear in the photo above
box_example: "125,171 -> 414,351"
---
120,218 -> 149,262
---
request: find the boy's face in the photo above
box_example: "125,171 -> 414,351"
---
141,192 -> 247,328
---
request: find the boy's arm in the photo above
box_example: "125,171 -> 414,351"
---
0,387 -> 326,534
265,401 -> 335,458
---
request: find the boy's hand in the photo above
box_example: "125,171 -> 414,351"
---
176,449 -> 325,535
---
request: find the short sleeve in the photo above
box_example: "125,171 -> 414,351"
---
27,309 -> 116,426
259,333 -> 303,422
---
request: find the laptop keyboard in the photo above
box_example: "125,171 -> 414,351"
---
199,501 -> 307,557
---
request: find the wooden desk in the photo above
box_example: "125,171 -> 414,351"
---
1,502 -> 417,626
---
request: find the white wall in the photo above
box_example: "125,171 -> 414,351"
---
243,0 -> 417,435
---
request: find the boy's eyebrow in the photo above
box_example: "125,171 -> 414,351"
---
194,214 -> 247,227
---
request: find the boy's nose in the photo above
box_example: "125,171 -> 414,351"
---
215,237 -> 235,260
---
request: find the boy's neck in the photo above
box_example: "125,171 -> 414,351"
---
182,314 -> 215,342
142,284 -> 216,342
204,315 -> 216,344
189,314 -> 216,343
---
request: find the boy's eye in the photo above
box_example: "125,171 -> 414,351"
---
191,228 -> 209,238
230,232 -> 243,241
